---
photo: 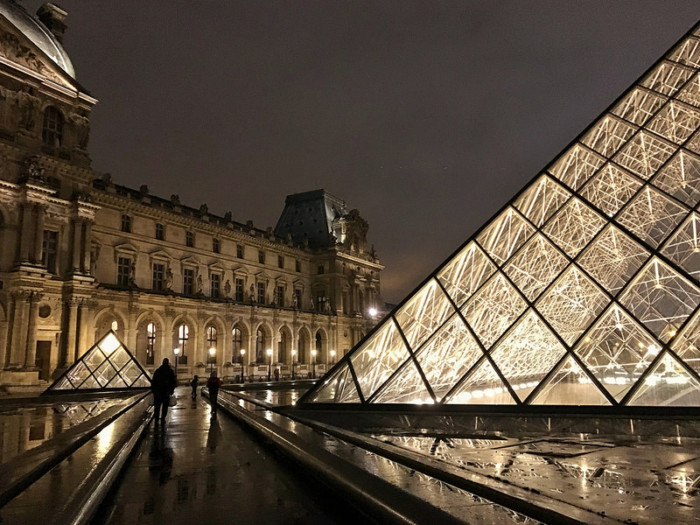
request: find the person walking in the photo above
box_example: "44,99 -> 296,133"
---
206,371 -> 223,418
152,358 -> 177,425
190,375 -> 199,400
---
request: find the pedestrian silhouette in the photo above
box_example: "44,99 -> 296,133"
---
152,358 -> 176,425
206,371 -> 222,418
190,375 -> 199,400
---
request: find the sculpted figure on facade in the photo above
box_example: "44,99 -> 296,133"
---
16,86 -> 38,132
165,266 -> 173,291
70,111 -> 90,149
224,279 -> 231,298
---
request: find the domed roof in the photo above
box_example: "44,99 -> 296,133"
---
0,1 -> 75,78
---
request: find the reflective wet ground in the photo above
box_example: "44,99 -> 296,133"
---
0,399 -> 118,465
236,388 -> 308,406
95,388 -> 365,525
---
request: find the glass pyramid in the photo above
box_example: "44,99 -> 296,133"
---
302,22 -> 700,407
46,331 -> 152,392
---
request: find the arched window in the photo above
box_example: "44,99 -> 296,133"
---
111,320 -> 119,332
206,325 -> 217,363
232,326 -> 242,363
315,332 -> 323,362
42,106 -> 64,147
278,330 -> 288,363
177,324 -> 189,364
146,322 -> 156,365
256,328 -> 265,363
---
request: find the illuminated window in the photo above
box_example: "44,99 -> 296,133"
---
146,322 -> 156,365
256,328 -> 265,363
232,327 -> 242,363
177,324 -> 189,364
206,326 -> 217,363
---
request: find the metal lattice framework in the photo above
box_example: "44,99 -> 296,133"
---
45,330 -> 151,392
302,21 -> 700,407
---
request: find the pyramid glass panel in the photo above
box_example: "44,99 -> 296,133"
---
372,359 -> 433,404
476,207 -> 534,265
671,310 -> 700,374
548,143 -> 605,190
581,115 -> 636,157
641,60 -> 694,96
47,331 -> 151,392
349,320 -> 411,400
619,258 -> 700,342
301,22 -> 700,408
530,356 -> 610,405
629,352 -> 700,406
677,73 -> 700,107
669,36 -> 700,68
579,163 -> 643,217
461,272 -> 527,349
446,357 -> 516,405
661,212 -> 700,279
504,233 -> 569,302
543,197 -> 606,258
513,174 -> 571,227
612,87 -> 667,126
394,278 -> 454,350
536,266 -> 609,346
489,310 -> 567,402
616,186 -> 688,248
651,149 -> 700,207
436,242 -> 495,308
614,131 -> 676,179
577,225 -> 650,295
413,315 -> 484,402
574,304 -> 661,401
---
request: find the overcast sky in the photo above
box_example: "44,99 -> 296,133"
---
24,1 -> 700,303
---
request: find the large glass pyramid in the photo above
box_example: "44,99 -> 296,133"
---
45,331 -> 151,392
302,22 -> 700,407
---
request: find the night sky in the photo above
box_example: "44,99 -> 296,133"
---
24,1 -> 700,303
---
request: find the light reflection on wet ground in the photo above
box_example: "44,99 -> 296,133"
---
0,399 -> 117,465
374,433 -> 700,523
238,388 -> 308,406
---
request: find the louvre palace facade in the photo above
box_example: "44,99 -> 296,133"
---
0,2 -> 383,389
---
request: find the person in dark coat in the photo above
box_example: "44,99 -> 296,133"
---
152,358 -> 177,424
190,375 -> 199,400
206,371 -> 223,418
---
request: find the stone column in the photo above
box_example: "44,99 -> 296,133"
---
24,293 -> 41,368
8,292 -> 29,367
78,302 -> 89,357
19,204 -> 34,263
72,219 -> 83,273
0,300 -> 15,368
33,205 -> 45,264
65,299 -> 79,365
82,221 -> 93,273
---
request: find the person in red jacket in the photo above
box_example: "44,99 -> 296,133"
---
206,371 -> 223,418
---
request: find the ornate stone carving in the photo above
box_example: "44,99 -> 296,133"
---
0,27 -> 65,85
69,111 -> 90,149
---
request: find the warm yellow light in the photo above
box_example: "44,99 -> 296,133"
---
240,349 -> 245,356
173,347 -> 180,356
209,347 -> 216,356
266,348 -> 273,356
100,333 -> 121,354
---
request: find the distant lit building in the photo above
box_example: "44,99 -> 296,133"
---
0,2 -> 383,389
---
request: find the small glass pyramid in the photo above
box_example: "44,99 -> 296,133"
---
46,330 -> 151,392
301,22 -> 700,407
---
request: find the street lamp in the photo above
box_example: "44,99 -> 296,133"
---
266,348 -> 273,381
311,349 -> 317,379
208,347 -> 216,374
240,349 -> 246,383
368,307 -> 378,318
330,349 -> 336,364
173,347 -> 180,382
291,349 -> 297,380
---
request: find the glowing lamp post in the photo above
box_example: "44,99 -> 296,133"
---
330,349 -> 336,364
240,349 -> 246,383
368,307 -> 378,318
173,347 -> 180,380
267,348 -> 273,381
291,350 -> 297,380
208,347 -> 216,374
311,349 -> 317,379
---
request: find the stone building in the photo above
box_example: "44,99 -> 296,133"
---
0,2 -> 383,389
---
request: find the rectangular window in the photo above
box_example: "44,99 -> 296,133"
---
213,238 -> 220,254
186,231 -> 194,247
295,259 -> 301,272
155,223 -> 164,240
183,268 -> 195,295
317,264 -> 325,274
235,278 -> 244,302
277,255 -> 284,269
41,230 -> 58,273
276,285 -> 285,307
117,256 -> 131,287
258,250 -> 265,264
211,273 -> 221,298
121,214 -> 131,233
294,289 -> 302,309
152,263 -> 165,291
257,281 -> 266,304
237,244 -> 244,259
316,295 -> 327,312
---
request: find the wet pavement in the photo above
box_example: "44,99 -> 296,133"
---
232,387 -> 308,407
94,387 -> 364,525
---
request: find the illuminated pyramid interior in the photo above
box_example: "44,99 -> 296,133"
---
303,24 -> 700,407
47,331 -> 151,392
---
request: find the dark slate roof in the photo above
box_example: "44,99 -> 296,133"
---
274,189 -> 347,249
